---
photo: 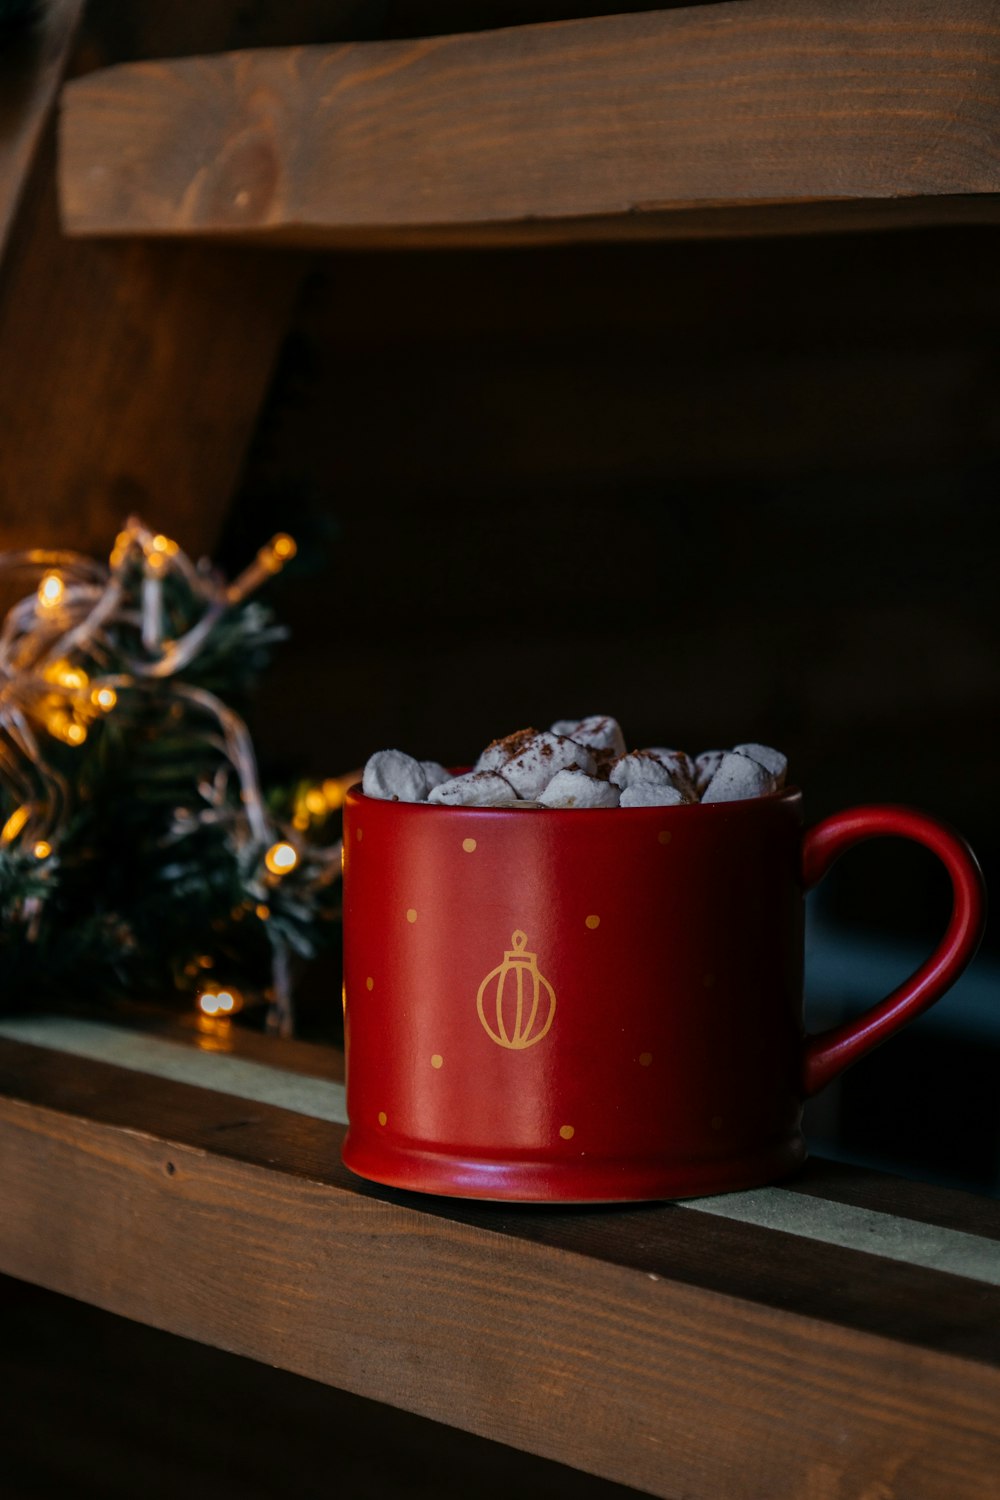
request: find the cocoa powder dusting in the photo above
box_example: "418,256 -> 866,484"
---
483,727 -> 537,759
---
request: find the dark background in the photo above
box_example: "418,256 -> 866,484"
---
213,223 -> 1000,1190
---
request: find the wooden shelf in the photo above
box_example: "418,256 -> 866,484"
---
57,1 -> 1000,248
2,1014 -> 1000,1498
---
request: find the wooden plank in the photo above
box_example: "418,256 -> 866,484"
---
59,1 -> 1000,248
1,1037 -> 999,1499
0,1277 -> 647,1500
0,0 -> 83,257
5,1013 -> 1000,1288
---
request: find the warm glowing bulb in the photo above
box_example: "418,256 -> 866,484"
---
38,573 -> 64,609
151,534 -> 177,555
322,779 -> 347,810
265,841 -> 298,875
216,991 -> 235,1013
46,711 -> 87,746
255,903 -> 270,921
199,993 -> 221,1016
257,534 -> 297,575
44,659 -> 88,691
33,840 -> 52,860
304,788 -> 327,816
92,686 -> 117,711
1,806 -> 29,843
146,550 -> 167,571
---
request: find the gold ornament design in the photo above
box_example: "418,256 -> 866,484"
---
476,930 -> 556,1050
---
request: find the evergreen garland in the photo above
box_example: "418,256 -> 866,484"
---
0,520 -> 344,1032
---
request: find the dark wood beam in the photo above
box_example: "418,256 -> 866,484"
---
59,0 -> 1000,248
0,0 -> 84,255
0,2 -> 374,562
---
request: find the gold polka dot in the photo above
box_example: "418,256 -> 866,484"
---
703,972 -> 715,988
355,827 -> 363,841
406,908 -> 417,924
657,830 -> 672,845
462,838 -> 477,853
585,914 -> 600,930
431,1054 -> 443,1069
559,1125 -> 575,1140
378,1111 -> 387,1126
639,1052 -> 653,1067
366,977 -> 374,991
711,1115 -> 723,1130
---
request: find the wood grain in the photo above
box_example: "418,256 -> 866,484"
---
0,147 -> 304,558
0,3 -> 331,563
1,1037 -> 999,1499
59,0 -> 1000,247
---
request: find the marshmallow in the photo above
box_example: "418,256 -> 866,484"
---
733,743 -> 788,788
701,752 -> 776,803
694,750 -> 725,794
479,730 -> 596,799
609,751 -> 675,791
550,715 -> 626,761
420,760 -> 452,791
645,748 -> 698,802
475,726 -> 538,774
539,771 -> 621,809
364,723 -> 789,810
428,771 -> 516,806
362,749 -> 429,803
620,782 -> 687,808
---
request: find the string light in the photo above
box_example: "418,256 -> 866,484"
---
322,779 -> 347,810
44,660 -> 89,692
0,515 -> 343,1037
265,841 -> 298,875
197,985 -> 243,1016
226,533 -> 298,604
37,573 -> 64,610
44,710 -> 87,746
1,806 -> 29,843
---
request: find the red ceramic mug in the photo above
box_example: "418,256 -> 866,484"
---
341,788 -> 985,1202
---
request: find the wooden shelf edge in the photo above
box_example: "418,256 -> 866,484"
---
2,1034 -> 1000,1498
57,1 -> 1000,248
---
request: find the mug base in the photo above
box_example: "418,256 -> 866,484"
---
341,1131 -> 807,1204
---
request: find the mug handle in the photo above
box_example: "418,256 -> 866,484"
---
801,804 -> 987,1098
